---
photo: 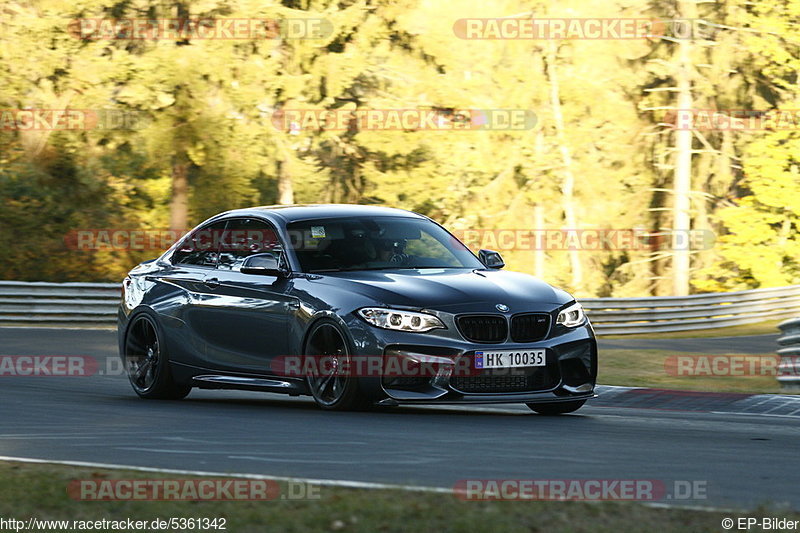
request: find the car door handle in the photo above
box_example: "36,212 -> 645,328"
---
204,277 -> 220,289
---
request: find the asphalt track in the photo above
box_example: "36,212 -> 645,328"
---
0,327 -> 797,510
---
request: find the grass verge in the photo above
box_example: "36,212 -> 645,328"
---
599,349 -> 790,394
0,462 -> 796,533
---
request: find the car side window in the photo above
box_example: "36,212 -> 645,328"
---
217,218 -> 283,272
171,220 -> 227,268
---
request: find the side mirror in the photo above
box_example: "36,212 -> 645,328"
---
478,249 -> 505,269
241,253 -> 284,276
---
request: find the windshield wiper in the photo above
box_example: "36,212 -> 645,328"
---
308,266 -> 457,273
391,266 -> 454,269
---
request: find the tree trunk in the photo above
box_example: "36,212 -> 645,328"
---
672,0 -> 696,296
169,154 -> 189,231
533,204 -> 545,278
278,157 -> 294,205
545,41 -> 583,292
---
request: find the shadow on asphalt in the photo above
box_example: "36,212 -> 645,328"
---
110,393 -> 597,418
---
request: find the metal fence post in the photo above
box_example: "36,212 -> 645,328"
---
777,317 -> 800,391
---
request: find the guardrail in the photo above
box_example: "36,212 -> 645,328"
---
0,280 -> 799,335
0,281 -> 119,324
777,317 -> 800,391
583,285 -> 800,335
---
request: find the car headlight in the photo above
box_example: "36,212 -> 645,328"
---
357,308 -> 445,332
556,302 -> 586,328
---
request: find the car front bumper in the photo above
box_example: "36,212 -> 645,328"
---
347,318 -> 598,405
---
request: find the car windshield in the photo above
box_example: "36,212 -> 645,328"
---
286,216 -> 483,273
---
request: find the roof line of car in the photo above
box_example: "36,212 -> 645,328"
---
212,206 -> 428,225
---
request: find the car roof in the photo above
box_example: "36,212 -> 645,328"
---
217,204 -> 427,223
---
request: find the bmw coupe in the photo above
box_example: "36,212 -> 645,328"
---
118,205 -> 597,413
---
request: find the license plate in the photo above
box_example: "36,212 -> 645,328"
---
474,349 -> 545,369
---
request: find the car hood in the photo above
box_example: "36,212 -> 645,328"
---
314,268 -> 572,313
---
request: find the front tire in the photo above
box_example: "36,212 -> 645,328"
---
123,313 -> 191,400
526,399 -> 586,415
304,320 -> 368,411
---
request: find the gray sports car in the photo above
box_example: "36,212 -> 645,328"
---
118,204 -> 597,413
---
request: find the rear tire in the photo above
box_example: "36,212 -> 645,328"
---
304,320 -> 369,411
526,399 -> 586,415
123,313 -> 191,400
